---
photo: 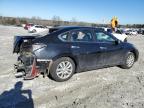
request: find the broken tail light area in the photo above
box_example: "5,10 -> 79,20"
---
14,53 -> 53,80
14,52 -> 38,79
14,43 -> 52,80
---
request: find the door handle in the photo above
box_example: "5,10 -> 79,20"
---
71,46 -> 80,49
100,47 -> 107,50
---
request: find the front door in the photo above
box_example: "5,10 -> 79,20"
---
70,29 -> 105,71
94,31 -> 124,66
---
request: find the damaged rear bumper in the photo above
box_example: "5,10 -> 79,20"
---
14,53 -> 53,80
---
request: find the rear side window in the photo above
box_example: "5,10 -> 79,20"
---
70,29 -> 93,42
58,32 -> 69,42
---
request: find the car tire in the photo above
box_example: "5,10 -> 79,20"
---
32,29 -> 36,33
49,57 -> 75,82
120,52 -> 135,69
124,38 -> 127,42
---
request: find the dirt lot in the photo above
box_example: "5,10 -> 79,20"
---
0,25 -> 144,108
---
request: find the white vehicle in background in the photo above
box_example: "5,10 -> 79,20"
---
104,28 -> 128,42
125,30 -> 138,35
112,32 -> 127,42
28,25 -> 48,33
129,30 -> 138,35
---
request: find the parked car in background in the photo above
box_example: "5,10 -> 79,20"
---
141,30 -> 144,35
137,29 -> 141,34
130,30 -> 138,35
103,28 -> 127,42
113,29 -> 128,42
28,25 -> 48,33
13,26 -> 139,82
138,29 -> 144,35
24,23 -> 34,30
125,30 -> 138,35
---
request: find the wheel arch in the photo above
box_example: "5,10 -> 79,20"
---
129,50 -> 139,62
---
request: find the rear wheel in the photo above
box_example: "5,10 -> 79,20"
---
49,57 -> 75,82
120,52 -> 135,69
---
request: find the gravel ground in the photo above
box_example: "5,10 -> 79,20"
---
0,25 -> 144,108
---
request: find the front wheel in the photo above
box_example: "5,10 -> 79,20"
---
120,52 -> 135,69
49,57 -> 75,82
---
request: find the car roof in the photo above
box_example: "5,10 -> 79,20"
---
51,26 -> 104,32
54,26 -> 92,29
47,26 -> 105,40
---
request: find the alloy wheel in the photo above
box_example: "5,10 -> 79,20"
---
126,54 -> 135,67
56,61 -> 73,79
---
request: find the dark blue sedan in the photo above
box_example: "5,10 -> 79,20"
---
13,26 -> 139,82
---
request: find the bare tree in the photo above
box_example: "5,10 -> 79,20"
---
15,18 -> 21,26
70,17 -> 78,25
52,15 -> 62,26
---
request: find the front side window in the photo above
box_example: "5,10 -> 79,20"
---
71,30 -> 93,42
95,32 -> 115,42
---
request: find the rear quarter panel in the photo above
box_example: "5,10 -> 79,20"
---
34,42 -> 72,60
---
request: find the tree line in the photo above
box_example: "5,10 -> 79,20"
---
0,16 -> 144,28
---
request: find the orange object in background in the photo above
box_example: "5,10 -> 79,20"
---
111,17 -> 118,32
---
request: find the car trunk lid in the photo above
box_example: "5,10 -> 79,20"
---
13,36 -> 37,53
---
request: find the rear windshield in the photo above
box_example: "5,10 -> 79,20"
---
49,28 -> 60,33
